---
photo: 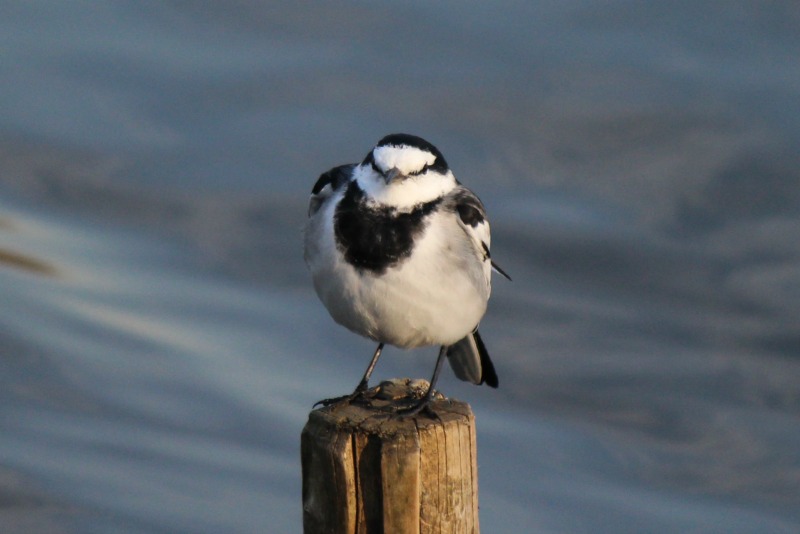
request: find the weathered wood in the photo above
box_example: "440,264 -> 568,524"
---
302,379 -> 480,534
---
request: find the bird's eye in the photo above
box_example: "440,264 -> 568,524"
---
408,163 -> 430,177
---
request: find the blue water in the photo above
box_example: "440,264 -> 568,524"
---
1,2 -> 799,532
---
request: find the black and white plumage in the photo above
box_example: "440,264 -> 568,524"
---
304,133 -> 508,413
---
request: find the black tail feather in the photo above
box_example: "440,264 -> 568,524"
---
473,330 -> 498,388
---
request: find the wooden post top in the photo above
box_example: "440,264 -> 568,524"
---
302,379 -> 480,534
308,378 -> 474,433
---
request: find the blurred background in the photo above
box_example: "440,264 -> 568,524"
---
1,1 -> 799,532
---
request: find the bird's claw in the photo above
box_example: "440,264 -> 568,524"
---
313,386 -> 371,409
393,398 -> 434,418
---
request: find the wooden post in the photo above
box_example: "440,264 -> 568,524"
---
301,379 -> 480,534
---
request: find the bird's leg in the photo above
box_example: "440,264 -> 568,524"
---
396,345 -> 447,417
353,342 -> 384,395
314,343 -> 385,407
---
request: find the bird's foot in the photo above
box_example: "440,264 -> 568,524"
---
393,396 -> 438,419
380,379 -> 443,419
314,379 -> 444,418
313,384 -> 371,409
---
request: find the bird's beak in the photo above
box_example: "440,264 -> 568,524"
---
384,167 -> 404,184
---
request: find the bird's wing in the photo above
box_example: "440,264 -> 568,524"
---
308,164 -> 356,217
447,186 -> 511,283
449,187 -> 491,280
443,188 -> 505,388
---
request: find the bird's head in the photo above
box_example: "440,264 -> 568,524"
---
355,133 -> 457,209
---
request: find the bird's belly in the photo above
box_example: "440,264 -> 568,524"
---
358,266 -> 486,348
313,243 -> 488,349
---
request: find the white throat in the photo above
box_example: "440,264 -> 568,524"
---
354,165 -> 457,210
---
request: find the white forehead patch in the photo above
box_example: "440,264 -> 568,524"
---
373,144 -> 436,175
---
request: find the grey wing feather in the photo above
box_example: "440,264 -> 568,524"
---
446,330 -> 498,387
445,186 -> 511,284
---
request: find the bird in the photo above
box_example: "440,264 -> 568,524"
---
304,133 -> 509,415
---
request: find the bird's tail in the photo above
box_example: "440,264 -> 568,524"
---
445,329 -> 499,388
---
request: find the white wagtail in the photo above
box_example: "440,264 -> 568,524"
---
304,133 -> 509,415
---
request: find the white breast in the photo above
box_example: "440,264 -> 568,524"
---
305,204 -> 490,349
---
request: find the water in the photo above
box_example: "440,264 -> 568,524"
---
1,1 -> 799,532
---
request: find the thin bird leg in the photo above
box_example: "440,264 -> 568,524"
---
397,345 -> 447,417
314,343 -> 384,407
353,342 -> 384,394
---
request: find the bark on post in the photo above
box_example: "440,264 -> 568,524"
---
301,379 -> 480,534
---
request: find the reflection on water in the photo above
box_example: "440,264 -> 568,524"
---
0,216 -> 57,277
0,248 -> 56,277
1,1 -> 799,533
